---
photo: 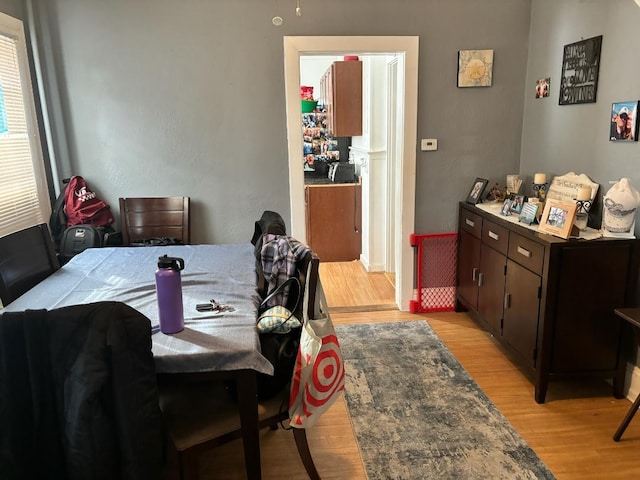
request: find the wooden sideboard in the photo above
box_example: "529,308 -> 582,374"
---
305,183 -> 361,262
456,202 -> 640,403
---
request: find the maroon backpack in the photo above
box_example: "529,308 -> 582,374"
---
64,176 -> 114,227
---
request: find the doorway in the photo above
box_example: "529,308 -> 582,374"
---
283,36 -> 419,311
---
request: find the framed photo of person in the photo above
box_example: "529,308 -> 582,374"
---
610,101 -> 639,142
465,178 -> 489,204
538,199 -> 578,239
500,198 -> 513,216
510,194 -> 526,214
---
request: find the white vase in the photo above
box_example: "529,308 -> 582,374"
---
602,178 -> 640,236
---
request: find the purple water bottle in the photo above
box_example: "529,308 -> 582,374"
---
155,255 -> 185,334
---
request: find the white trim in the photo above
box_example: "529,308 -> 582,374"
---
283,36 -> 419,311
626,362 -> 640,401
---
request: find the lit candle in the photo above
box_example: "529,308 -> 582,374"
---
534,173 -> 547,184
576,186 -> 591,201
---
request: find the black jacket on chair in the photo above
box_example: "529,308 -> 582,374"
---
0,301 -> 162,480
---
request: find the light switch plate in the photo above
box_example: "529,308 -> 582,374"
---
421,138 -> 438,151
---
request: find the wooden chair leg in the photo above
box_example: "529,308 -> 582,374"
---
292,428 -> 321,480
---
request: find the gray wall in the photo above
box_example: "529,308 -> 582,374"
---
0,0 -> 22,20
521,0 -> 640,237
33,0 -> 531,243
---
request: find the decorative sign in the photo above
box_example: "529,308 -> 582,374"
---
558,35 -> 602,105
519,202 -> 539,225
546,172 -> 598,212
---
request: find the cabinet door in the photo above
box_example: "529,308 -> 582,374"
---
502,259 -> 541,368
457,229 -> 481,311
305,184 -> 361,262
478,244 -> 506,337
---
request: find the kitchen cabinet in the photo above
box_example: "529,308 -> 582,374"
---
320,61 -> 362,137
456,202 -> 640,403
305,183 -> 361,262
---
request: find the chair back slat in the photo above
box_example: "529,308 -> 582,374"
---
119,197 -> 190,245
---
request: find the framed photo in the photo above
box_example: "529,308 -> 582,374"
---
457,49 -> 494,88
538,199 -> 578,239
465,178 -> 489,204
510,194 -> 526,214
519,202 -> 539,225
500,198 -> 513,216
535,77 -> 550,98
610,101 -> 639,142
558,35 -> 602,105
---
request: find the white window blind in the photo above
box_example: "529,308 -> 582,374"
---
0,13 -> 50,238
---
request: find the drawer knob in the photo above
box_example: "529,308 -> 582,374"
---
465,218 -> 475,228
488,230 -> 499,241
517,246 -> 532,258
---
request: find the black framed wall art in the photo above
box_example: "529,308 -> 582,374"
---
558,35 -> 602,105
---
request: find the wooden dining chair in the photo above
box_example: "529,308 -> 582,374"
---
158,255 -> 321,480
119,197 -> 190,246
0,223 -> 60,306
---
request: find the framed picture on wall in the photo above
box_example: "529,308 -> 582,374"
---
558,35 -> 602,105
535,77 -> 550,98
610,101 -> 639,142
457,50 -> 494,88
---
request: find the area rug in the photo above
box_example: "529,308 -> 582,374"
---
334,321 -> 555,479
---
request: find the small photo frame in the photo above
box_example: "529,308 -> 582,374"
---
457,49 -> 494,88
500,198 -> 513,216
610,101 -> 639,142
519,202 -> 539,225
535,77 -> 550,98
538,199 -> 578,239
465,178 -> 489,204
510,194 -> 526,214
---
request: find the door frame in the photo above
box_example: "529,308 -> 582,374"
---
283,36 -> 418,311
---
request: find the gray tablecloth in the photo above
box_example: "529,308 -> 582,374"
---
1,244 -> 274,375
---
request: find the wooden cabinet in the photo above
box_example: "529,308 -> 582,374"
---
456,202 -> 640,403
320,61 -> 362,137
305,183 -> 361,262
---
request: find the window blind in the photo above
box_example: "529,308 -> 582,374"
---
0,13 -> 50,238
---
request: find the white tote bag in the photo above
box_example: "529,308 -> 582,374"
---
288,264 -> 345,429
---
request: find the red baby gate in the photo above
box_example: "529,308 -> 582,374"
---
409,233 -> 458,313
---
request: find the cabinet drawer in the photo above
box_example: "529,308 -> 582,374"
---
482,220 -> 509,255
460,210 -> 482,238
508,232 -> 544,275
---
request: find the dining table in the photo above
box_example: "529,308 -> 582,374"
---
1,243 -> 272,479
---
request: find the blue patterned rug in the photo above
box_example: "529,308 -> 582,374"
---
335,321 -> 555,480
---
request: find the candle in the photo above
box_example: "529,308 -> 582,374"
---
576,186 -> 591,201
534,173 -> 547,184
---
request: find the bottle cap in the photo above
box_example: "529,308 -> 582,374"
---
157,254 -> 185,270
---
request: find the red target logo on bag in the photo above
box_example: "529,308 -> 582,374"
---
289,330 -> 345,428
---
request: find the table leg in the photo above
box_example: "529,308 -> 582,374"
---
236,369 -> 261,479
613,392 -> 640,441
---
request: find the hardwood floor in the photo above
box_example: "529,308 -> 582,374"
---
175,261 -> 640,479
319,260 -> 396,312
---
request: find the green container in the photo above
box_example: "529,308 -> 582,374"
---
301,99 -> 318,113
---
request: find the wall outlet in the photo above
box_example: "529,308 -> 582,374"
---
421,138 -> 438,151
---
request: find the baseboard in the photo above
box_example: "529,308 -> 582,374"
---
627,362 -> 640,401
